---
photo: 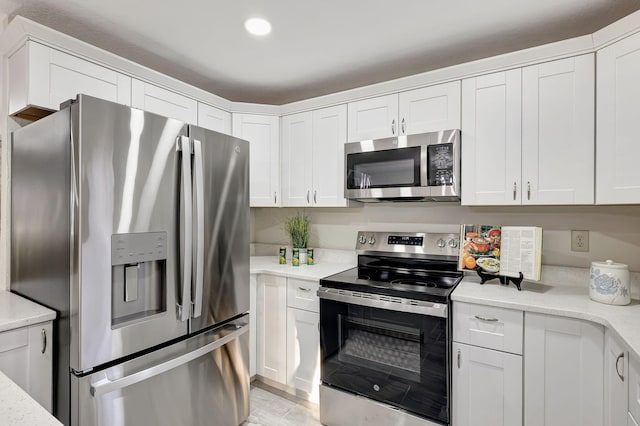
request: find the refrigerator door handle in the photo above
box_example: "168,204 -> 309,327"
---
90,323 -> 248,397
192,139 -> 205,318
178,136 -> 193,322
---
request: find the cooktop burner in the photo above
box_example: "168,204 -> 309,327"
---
390,279 -> 438,288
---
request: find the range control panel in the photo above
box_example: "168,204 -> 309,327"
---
356,231 -> 459,257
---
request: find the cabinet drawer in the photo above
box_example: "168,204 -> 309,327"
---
0,327 -> 29,353
287,279 -> 319,312
453,302 -> 523,354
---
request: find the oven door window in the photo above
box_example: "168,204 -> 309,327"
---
320,298 -> 448,423
346,147 -> 421,190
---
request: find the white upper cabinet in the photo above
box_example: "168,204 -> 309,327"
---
522,54 -> 595,205
461,69 -> 522,205
232,113 -> 280,207
347,82 -> 461,142
596,31 -> 640,204
398,81 -> 461,135
282,105 -> 349,207
8,41 -> 131,118
281,112 -> 313,207
463,55 -> 594,206
347,94 -> 398,142
197,102 -> 231,134
131,79 -> 197,124
312,105 -> 348,206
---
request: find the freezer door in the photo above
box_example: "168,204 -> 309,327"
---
73,95 -> 190,372
72,317 -> 250,426
188,126 -> 250,333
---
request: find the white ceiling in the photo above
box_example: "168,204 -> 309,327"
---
1,0 -> 639,104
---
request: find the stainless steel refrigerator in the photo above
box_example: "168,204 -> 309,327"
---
10,94 -> 250,426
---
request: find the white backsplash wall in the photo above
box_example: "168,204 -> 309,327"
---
251,204 -> 640,272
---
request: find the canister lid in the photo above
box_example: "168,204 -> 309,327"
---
591,259 -> 628,269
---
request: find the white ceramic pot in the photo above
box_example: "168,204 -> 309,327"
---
297,248 -> 307,265
589,260 -> 630,305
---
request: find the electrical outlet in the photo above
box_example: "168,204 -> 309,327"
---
571,230 -> 589,252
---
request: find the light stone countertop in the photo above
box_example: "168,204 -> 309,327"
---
0,371 -> 61,425
452,276 -> 640,359
0,290 -> 56,332
250,256 -> 355,281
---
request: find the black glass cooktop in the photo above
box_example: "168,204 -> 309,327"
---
320,255 -> 463,303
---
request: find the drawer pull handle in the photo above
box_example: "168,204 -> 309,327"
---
474,315 -> 499,322
298,287 -> 312,292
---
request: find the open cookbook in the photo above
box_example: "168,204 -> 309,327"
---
458,224 -> 543,281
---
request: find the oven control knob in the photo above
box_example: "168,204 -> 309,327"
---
368,236 -> 376,245
436,238 -> 446,248
358,235 -> 367,244
448,239 -> 458,248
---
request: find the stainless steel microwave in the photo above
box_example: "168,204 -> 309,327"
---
344,129 -> 460,202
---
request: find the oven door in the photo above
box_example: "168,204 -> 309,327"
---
319,292 -> 449,424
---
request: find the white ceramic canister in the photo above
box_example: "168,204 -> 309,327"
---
589,260 -> 630,305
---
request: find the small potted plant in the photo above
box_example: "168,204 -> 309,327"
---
285,212 -> 310,264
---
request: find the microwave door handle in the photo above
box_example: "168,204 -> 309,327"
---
192,139 -> 205,318
178,136 -> 192,322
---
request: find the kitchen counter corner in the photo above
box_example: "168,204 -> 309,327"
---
250,256 -> 355,281
0,291 -> 56,332
0,371 -> 61,425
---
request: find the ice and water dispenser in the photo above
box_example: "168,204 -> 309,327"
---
111,232 -> 167,327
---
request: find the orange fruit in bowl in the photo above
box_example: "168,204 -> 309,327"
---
464,256 -> 476,269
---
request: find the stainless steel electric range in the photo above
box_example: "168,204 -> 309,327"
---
318,231 -> 462,426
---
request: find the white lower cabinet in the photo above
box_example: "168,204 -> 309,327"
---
605,329 -> 628,426
629,353 -> 640,426
256,275 -> 287,383
249,274 -> 257,377
0,322 -> 53,412
452,342 -> 522,426
255,274 -> 320,401
524,312 -> 604,426
286,307 -> 320,402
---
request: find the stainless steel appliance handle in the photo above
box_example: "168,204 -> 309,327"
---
616,352 -> 625,381
474,315 -> 499,322
90,323 -> 248,397
178,136 -> 192,322
192,139 -> 205,319
317,287 -> 447,318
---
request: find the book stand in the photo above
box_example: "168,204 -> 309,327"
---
475,268 -> 524,291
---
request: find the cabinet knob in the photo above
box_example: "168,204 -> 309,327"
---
314,190 -> 317,204
457,349 -> 461,368
527,181 -> 531,200
274,192 -> 277,204
41,329 -> 47,354
307,190 -> 310,204
401,118 -> 406,134
513,182 -> 517,201
391,119 -> 396,135
437,238 -> 446,248
616,352 -> 625,381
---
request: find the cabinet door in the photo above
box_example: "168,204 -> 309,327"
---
347,94 -> 398,142
286,307 -> 320,402
249,274 -> 257,378
197,102 -> 231,134
452,342 -> 522,426
131,79 -> 197,123
524,312 -> 604,426
9,41 -> 131,117
461,70 -> 522,205
312,104 -> 348,207
629,353 -> 640,424
256,275 -> 287,384
605,329 -> 628,426
232,113 -> 280,207
522,54 -> 595,205
0,322 -> 53,412
596,31 -> 640,204
281,112 -> 313,206
398,81 -> 461,135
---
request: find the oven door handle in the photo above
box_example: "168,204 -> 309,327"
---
317,287 -> 447,318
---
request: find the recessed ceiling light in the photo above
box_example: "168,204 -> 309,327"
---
244,18 -> 271,36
